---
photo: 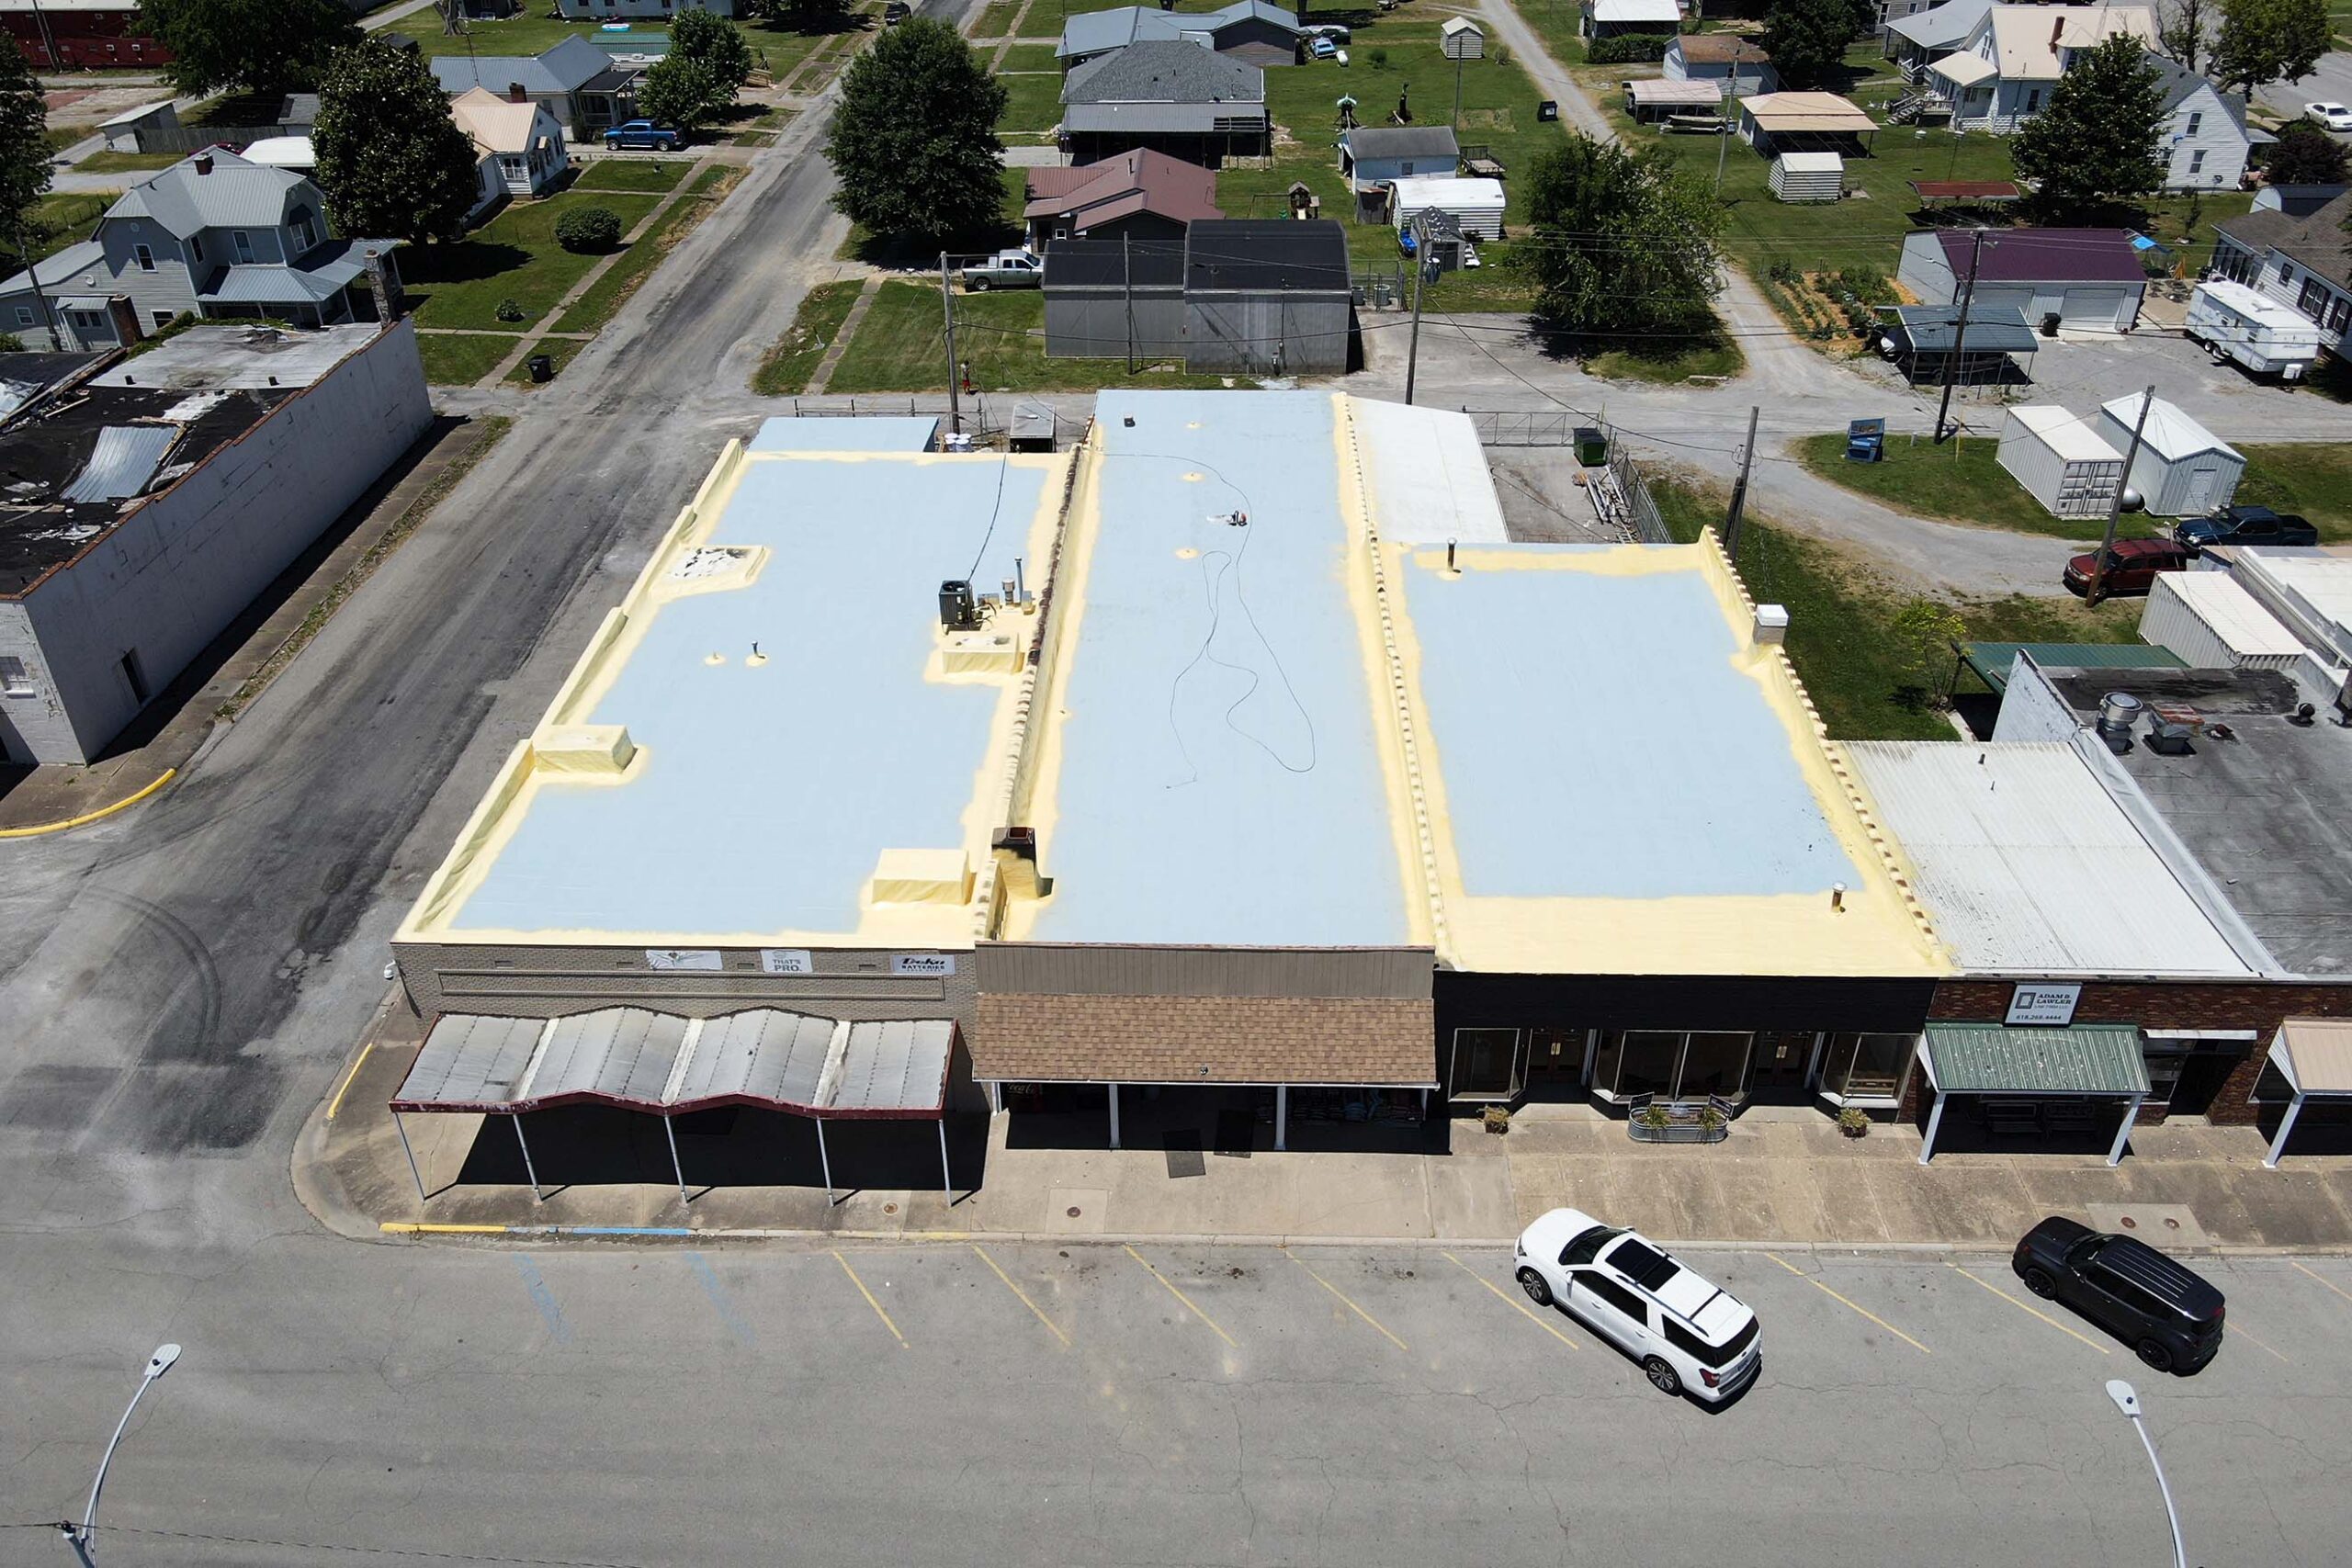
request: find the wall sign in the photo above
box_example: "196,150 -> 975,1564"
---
646,949 -> 723,971
2006,983 -> 2082,1026
890,953 -> 956,977
761,949 -> 814,975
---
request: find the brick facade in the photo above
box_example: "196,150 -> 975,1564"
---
6,11 -> 171,70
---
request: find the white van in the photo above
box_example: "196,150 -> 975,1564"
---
2186,279 -> 2324,379
1514,1208 -> 1761,1403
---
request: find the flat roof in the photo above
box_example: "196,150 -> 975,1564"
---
400,434 -> 1069,948
1390,540 -> 1944,976
1738,92 -> 1875,132
2153,572 -> 2302,659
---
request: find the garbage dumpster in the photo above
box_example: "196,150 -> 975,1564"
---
527,354 -> 554,382
1574,426 -> 1609,466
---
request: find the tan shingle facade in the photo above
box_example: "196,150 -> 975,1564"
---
976,993 -> 1436,1085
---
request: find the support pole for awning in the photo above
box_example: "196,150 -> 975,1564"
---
662,1114 -> 688,1206
816,1118 -> 835,1203
512,1113 -> 542,1202
2265,1093 -> 2306,1168
1918,1090 -> 1947,1165
1108,1083 -> 1122,1151
988,1080 -> 1002,1114
1275,1086 -> 1288,1152
939,1119 -> 951,1198
393,1109 -> 425,1203
2107,1093 -> 2144,1168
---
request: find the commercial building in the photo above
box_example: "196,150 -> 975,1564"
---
1,0 -> 167,69
0,323 -> 431,765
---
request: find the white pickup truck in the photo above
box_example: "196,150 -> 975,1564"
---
960,249 -> 1043,290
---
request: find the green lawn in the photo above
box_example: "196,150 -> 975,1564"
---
572,158 -> 695,195
507,335 -> 585,386
751,10 -> 868,82
415,332 -> 519,387
755,278 -> 865,394
15,191 -> 114,267
1517,0 -> 1590,66
970,0 -> 1026,37
826,279 -> 1225,392
73,150 -> 182,175
2232,444 -> 2352,539
412,17 -> 666,60
555,165 -> 741,333
1000,42 -> 1061,72
995,66 -> 1066,135
403,189 -> 661,331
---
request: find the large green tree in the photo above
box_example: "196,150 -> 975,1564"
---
1762,0 -> 1861,89
2211,0 -> 2331,90
1510,133 -> 1724,342
635,55 -> 721,130
825,17 -> 1007,243
2010,35 -> 2165,214
671,7 -> 755,98
312,40 -> 480,242
0,39 -> 51,266
2266,118 -> 2351,184
138,0 -> 361,96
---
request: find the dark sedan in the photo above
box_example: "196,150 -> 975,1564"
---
2174,504 -> 2320,552
2012,1217 -> 2225,1372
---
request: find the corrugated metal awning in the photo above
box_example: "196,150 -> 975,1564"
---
1960,642 -> 2183,694
62,423 -> 178,502
2274,1020 -> 2352,1095
1924,1023 -> 2149,1095
1628,79 -> 1721,107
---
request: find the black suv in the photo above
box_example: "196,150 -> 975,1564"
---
2011,1217 -> 2225,1372
2174,504 -> 2320,552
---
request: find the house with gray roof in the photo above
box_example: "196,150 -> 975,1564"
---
0,150 -> 401,354
2211,186 -> 2352,357
1058,2 -> 1305,69
1061,40 -> 1269,164
430,34 -> 638,138
1337,125 -> 1460,192
2145,54 -> 2260,191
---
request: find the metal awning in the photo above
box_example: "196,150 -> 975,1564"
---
1628,79 -> 1722,107
1958,641 -> 2183,694
1929,52 -> 1996,87
2272,1019 -> 2352,1095
1922,1023 -> 2149,1095
1889,305 -> 2041,355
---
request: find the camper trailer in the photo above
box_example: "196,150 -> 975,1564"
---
2186,278 -> 2324,379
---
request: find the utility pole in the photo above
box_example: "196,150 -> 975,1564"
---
61,1345 -> 181,1568
2086,384 -> 2156,605
1123,232 -> 1135,374
2106,1382 -> 2189,1568
1713,41 -> 1741,195
1403,216 -> 1428,405
1453,51 -> 1465,129
1724,403 -> 1760,561
1934,227 -> 1988,444
939,251 -> 961,438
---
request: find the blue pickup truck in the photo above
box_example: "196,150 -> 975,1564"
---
605,119 -> 684,152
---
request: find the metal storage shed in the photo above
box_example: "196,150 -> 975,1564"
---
1388,175 -> 1505,240
2095,394 -> 2244,516
1997,405 -> 2122,518
1770,151 -> 1843,203
2139,571 -> 2305,671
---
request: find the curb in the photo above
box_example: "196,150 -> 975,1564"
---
0,767 -> 175,839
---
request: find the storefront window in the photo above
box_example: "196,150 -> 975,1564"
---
1821,1032 -> 1917,1101
1592,1031 -> 1756,1100
1449,1028 -> 1522,1100
1616,1031 -> 1680,1098
1678,1032 -> 1752,1098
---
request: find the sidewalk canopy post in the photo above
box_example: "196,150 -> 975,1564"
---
392,1109 -> 426,1203
662,1114 -> 688,1205
816,1117 -> 835,1203
939,1119 -> 951,1197
988,1080 -> 1002,1113
2107,1092 -> 2145,1168
1918,1089 -> 1947,1165
2264,1092 -> 2306,1169
1108,1082 -> 1121,1151
1275,1085 -> 1288,1152
511,1113 -> 542,1202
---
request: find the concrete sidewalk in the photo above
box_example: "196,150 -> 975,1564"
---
300,1009 -> 2352,1250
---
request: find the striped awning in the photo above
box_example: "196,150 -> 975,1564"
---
1923,1023 -> 2149,1095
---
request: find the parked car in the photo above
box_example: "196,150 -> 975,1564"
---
2062,537 -> 2192,597
960,248 -> 1042,290
2305,101 -> 2352,131
605,119 -> 684,152
883,1 -> 912,22
2012,1217 -> 2224,1372
1310,35 -> 1340,59
1514,1208 -> 1761,1403
2174,504 -> 2320,552
1304,22 -> 1351,39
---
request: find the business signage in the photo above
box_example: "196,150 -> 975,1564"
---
645,949 -> 723,971
890,953 -> 956,977
761,949 -> 815,975
2006,983 -> 2082,1026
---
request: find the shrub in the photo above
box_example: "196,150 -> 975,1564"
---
1586,31 -> 1672,64
1367,46 -> 1387,69
555,205 -> 624,254
495,298 -> 526,322
1838,1106 -> 1871,1137
0,332 -> 21,353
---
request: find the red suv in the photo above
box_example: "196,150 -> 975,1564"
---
2062,537 -> 2191,598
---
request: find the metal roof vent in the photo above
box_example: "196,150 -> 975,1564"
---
2096,691 -> 2143,752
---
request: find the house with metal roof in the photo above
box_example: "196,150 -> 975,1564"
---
1023,148 -> 1223,249
1057,1 -> 1304,68
1061,40 -> 1269,164
1336,124 -> 1461,193
450,85 -> 571,215
1896,227 -> 2146,333
2211,187 -> 2352,359
2144,53 -> 2260,191
1926,3 -> 2158,130
430,34 -> 639,138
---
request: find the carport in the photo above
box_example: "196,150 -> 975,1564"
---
2262,1020 -> 2352,1168
1917,1023 -> 2149,1166
390,1007 -> 956,1202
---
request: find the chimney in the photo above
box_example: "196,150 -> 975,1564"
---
193,152 -> 213,175
507,82 -> 527,103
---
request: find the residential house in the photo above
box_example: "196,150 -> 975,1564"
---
1023,149 -> 1223,249
278,94 -> 321,133
2211,187 -> 2352,357
1580,0 -> 1682,38
1057,2 -> 1305,69
1882,0 -> 1993,74
431,35 -> 639,139
1896,227 -> 2146,333
450,86 -> 571,219
2147,54 -> 2258,191
1060,41 -> 1269,165
0,151 -> 403,353
556,0 -> 733,15
1662,32 -> 1777,95
1336,125 -> 1460,193
1926,4 -> 2157,131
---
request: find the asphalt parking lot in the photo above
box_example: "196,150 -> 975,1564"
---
14,1234 -> 2349,1566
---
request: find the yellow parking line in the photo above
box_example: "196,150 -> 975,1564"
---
974,1244 -> 1070,1348
1285,1249 -> 1408,1352
833,1250 -> 906,1347
1442,1251 -> 1580,1350
1765,1253 -> 1931,1356
1125,1244 -> 1238,1348
325,1042 -> 374,1122
2292,1259 -> 2352,1307
2229,1321 -> 2291,1364
1946,1263 -> 2109,1354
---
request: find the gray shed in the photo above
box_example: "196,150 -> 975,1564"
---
1182,219 -> 1352,375
1044,237 -> 1186,360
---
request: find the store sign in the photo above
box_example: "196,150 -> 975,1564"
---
2006,983 -> 2082,1026
890,953 -> 956,977
761,949 -> 814,975
646,948 -> 723,971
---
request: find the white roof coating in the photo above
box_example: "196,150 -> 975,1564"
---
2007,404 -> 2120,464
2154,571 -> 2304,658
1350,399 -> 1507,544
1388,175 -> 1506,211
2098,394 -> 2236,462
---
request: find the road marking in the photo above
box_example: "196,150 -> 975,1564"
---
974,1244 -> 1070,1348
2293,1259 -> 2352,1307
325,1042 -> 373,1122
834,1250 -> 906,1347
1442,1250 -> 1580,1350
1284,1249 -> 1408,1352
2228,1321 -> 2290,1364
511,1255 -> 574,1346
1945,1263 -> 2109,1354
1765,1253 -> 1931,1356
1125,1244 -> 1238,1348
684,1251 -> 754,1347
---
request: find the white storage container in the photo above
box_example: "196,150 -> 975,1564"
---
1770,152 -> 1843,203
1996,405 -> 2122,518
2140,571 -> 2305,671
1387,175 -> 1505,240
2094,394 -> 2245,517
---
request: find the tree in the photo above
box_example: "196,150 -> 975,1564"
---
2010,35 -> 2165,214
1510,133 -> 1724,342
825,17 -> 1008,243
671,7 -> 755,99
2211,0 -> 2331,90
1889,598 -> 1966,700
2157,0 -> 2214,74
138,0 -> 362,96
636,55 -> 722,130
0,40 -> 51,260
312,40 -> 480,242
2266,118 -> 2352,183
1762,0 -> 1861,89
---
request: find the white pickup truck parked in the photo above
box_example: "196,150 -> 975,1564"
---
960,249 -> 1043,290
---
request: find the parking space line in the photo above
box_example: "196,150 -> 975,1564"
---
1125,1244 -> 1239,1348
2292,1259 -> 2352,1307
974,1244 -> 1070,1348
1945,1263 -> 2109,1354
1764,1253 -> 1931,1356
833,1250 -> 907,1348
1442,1251 -> 1579,1350
1284,1249 -> 1408,1352
2228,1321 -> 2291,1364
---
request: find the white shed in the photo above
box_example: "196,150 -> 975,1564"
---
2140,571 -> 2305,671
1997,405 -> 2123,518
1389,175 -> 1505,241
1770,151 -> 1842,203
1440,16 -> 1485,58
2094,394 -> 2245,517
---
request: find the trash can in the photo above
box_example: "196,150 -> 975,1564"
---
2039,311 -> 2061,338
527,353 -> 554,382
1574,426 -> 1609,466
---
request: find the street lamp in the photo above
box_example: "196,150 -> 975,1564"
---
60,1344 -> 181,1567
2106,1379 -> 2189,1568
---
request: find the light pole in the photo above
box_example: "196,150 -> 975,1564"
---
2106,1379 -> 2189,1568
60,1344 -> 181,1567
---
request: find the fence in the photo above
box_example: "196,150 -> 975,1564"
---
1464,410 -> 1575,446
1604,446 -> 1674,545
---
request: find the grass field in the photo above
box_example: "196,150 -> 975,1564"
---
826,280 -> 1226,391
572,158 -> 695,195
2233,444 -> 2352,539
415,333 -> 518,387
405,188 -> 662,331
555,165 -> 739,333
16,191 -> 115,267
970,0 -> 1026,37
995,66 -> 1067,136
755,278 -> 865,394
507,336 -> 586,386
412,17 -> 666,60
73,150 -> 182,175
1000,42 -> 1062,72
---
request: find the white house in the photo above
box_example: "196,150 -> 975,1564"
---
450,86 -> 571,218
2147,54 -> 2257,192
1928,4 -> 2157,131
2211,187 -> 2352,359
1663,32 -> 1777,95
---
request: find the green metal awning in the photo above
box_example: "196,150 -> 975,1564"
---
1924,1023 -> 2150,1095
1959,642 -> 2185,695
